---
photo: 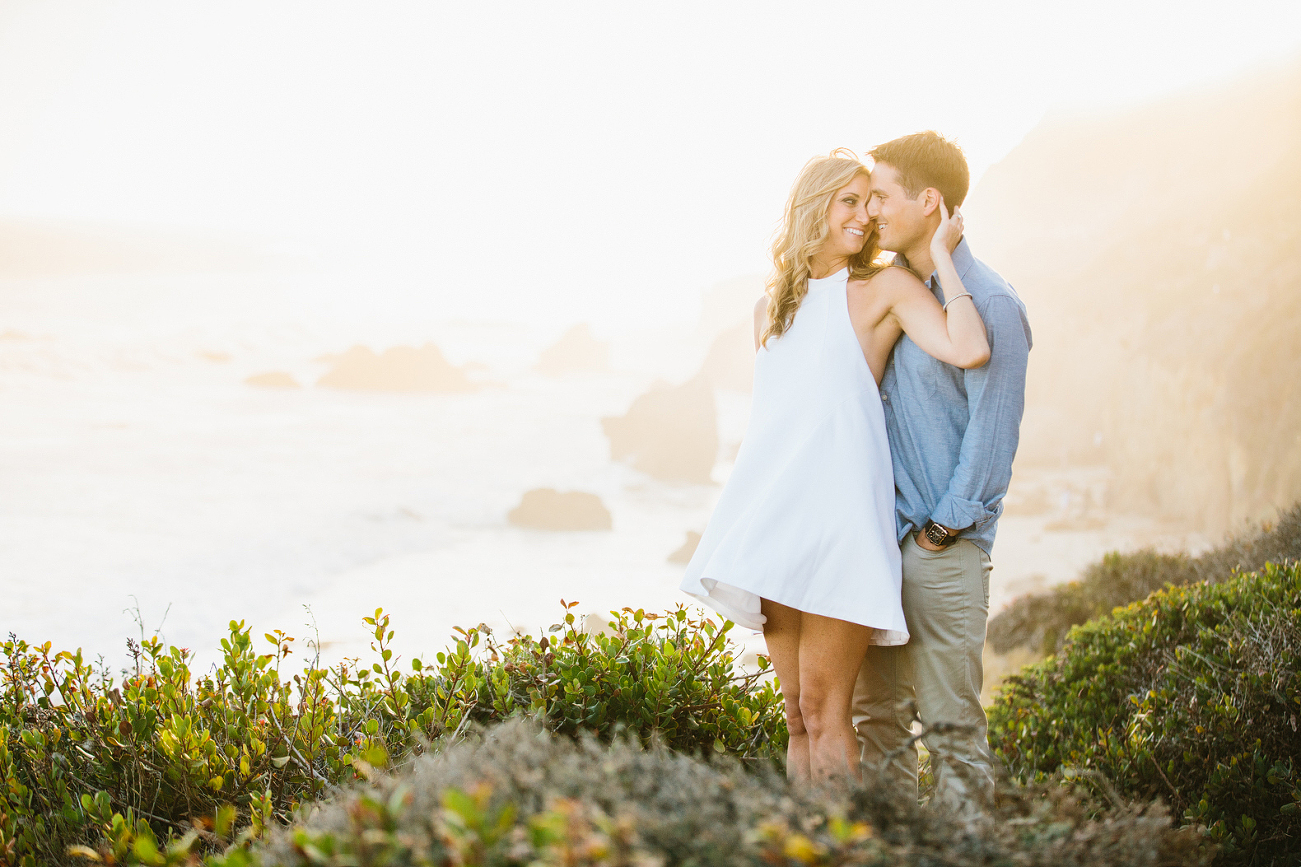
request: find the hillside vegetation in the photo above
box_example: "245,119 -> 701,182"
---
0,605 -> 783,864
0,593 -> 1218,866
989,560 -> 1301,867
243,718 -> 1205,867
988,502 -> 1301,655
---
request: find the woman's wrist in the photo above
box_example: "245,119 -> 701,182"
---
929,241 -> 954,262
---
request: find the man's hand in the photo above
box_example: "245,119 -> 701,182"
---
916,523 -> 957,552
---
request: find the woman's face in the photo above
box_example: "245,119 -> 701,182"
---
820,173 -> 871,265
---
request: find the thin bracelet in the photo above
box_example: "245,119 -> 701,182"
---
943,292 -> 973,311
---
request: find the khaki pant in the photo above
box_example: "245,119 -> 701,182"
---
852,534 -> 995,811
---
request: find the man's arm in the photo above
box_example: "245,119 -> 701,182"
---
928,295 -> 1031,537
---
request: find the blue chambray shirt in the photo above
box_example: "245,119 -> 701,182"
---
881,238 -> 1032,556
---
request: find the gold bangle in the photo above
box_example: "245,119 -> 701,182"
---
943,292 -> 973,311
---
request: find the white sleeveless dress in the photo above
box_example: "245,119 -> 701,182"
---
680,268 -> 907,645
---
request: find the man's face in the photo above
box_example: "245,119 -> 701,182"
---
867,163 -> 929,254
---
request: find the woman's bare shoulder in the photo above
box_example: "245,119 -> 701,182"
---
868,264 -> 925,289
850,265 -> 924,298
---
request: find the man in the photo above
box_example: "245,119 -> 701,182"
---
852,131 -> 1031,812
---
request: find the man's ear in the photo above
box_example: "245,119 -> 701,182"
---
920,188 -> 941,217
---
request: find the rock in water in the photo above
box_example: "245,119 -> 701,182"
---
317,343 -> 478,393
666,531 -> 702,564
508,489 -> 612,531
535,323 -> 609,376
244,371 -> 300,389
602,374 -> 718,484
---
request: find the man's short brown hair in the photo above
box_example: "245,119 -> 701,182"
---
869,131 -> 970,209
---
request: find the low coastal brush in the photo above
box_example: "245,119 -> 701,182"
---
0,601 -> 783,863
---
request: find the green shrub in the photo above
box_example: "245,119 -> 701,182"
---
989,561 -> 1301,866
228,718 -> 1209,867
988,502 -> 1301,655
0,602 -> 782,864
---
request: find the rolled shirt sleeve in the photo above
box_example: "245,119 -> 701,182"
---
929,295 -> 1031,536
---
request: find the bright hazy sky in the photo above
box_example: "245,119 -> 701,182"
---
2,1 -> 1300,326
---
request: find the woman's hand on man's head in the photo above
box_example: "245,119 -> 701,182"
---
930,195 -> 963,256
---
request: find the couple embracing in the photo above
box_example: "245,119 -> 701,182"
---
681,132 -> 1031,813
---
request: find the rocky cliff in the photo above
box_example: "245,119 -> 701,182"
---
965,56 -> 1301,532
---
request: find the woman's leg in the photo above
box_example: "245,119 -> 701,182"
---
760,598 -> 809,780
798,613 -> 874,782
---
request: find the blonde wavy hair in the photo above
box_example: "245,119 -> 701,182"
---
760,149 -> 884,346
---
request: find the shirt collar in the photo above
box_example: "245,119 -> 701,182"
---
926,237 -> 975,289
892,236 -> 975,289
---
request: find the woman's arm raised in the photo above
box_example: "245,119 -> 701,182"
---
885,201 -> 989,369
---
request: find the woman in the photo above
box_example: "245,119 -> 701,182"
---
680,152 -> 988,782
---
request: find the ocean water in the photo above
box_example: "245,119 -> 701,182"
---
0,269 -> 756,673
0,268 -> 1211,677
